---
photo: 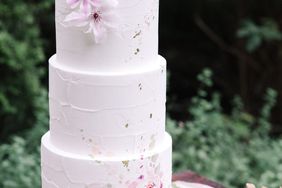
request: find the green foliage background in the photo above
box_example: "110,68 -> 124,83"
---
168,69 -> 282,188
0,0 -> 45,138
0,0 -> 282,188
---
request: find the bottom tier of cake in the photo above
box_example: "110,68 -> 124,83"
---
41,132 -> 172,188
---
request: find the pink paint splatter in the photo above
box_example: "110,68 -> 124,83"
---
146,182 -> 156,188
138,175 -> 144,180
127,181 -> 138,188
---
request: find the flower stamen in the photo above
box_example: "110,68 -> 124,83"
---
93,12 -> 101,22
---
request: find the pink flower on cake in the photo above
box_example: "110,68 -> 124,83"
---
64,0 -> 119,43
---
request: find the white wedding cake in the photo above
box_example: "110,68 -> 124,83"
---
41,0 -> 172,187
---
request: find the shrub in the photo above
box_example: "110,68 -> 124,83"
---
0,137 -> 41,188
0,1 -> 51,185
168,69 -> 282,188
0,89 -> 48,188
0,0 -> 48,139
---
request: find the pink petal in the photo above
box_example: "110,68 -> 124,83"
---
128,182 -> 138,188
93,24 -> 107,43
89,0 -> 101,7
81,0 -> 92,13
64,11 -> 90,27
66,0 -> 80,9
66,0 -> 79,5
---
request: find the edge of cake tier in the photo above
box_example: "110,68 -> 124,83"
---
49,55 -> 166,75
41,131 -> 172,188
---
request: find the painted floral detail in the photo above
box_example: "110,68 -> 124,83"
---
64,0 -> 119,43
145,163 -> 163,188
146,182 -> 156,188
127,181 -> 138,188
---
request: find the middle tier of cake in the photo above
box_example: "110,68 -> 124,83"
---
49,55 -> 167,157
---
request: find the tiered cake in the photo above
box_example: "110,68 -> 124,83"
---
41,0 -> 172,187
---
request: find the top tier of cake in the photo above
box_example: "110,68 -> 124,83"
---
55,0 -> 159,72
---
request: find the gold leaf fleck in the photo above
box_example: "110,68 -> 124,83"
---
139,83 -> 142,90
122,160 -> 129,168
133,30 -> 142,39
134,48 -> 140,55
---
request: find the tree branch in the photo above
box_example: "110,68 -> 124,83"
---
194,15 -> 261,72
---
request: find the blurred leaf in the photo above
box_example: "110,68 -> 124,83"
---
237,19 -> 282,52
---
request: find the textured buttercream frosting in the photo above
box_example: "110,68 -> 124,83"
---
42,132 -> 172,188
49,55 -> 167,157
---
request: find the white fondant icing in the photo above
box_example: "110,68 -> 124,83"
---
55,0 -> 159,72
49,55 -> 167,156
41,132 -> 172,188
